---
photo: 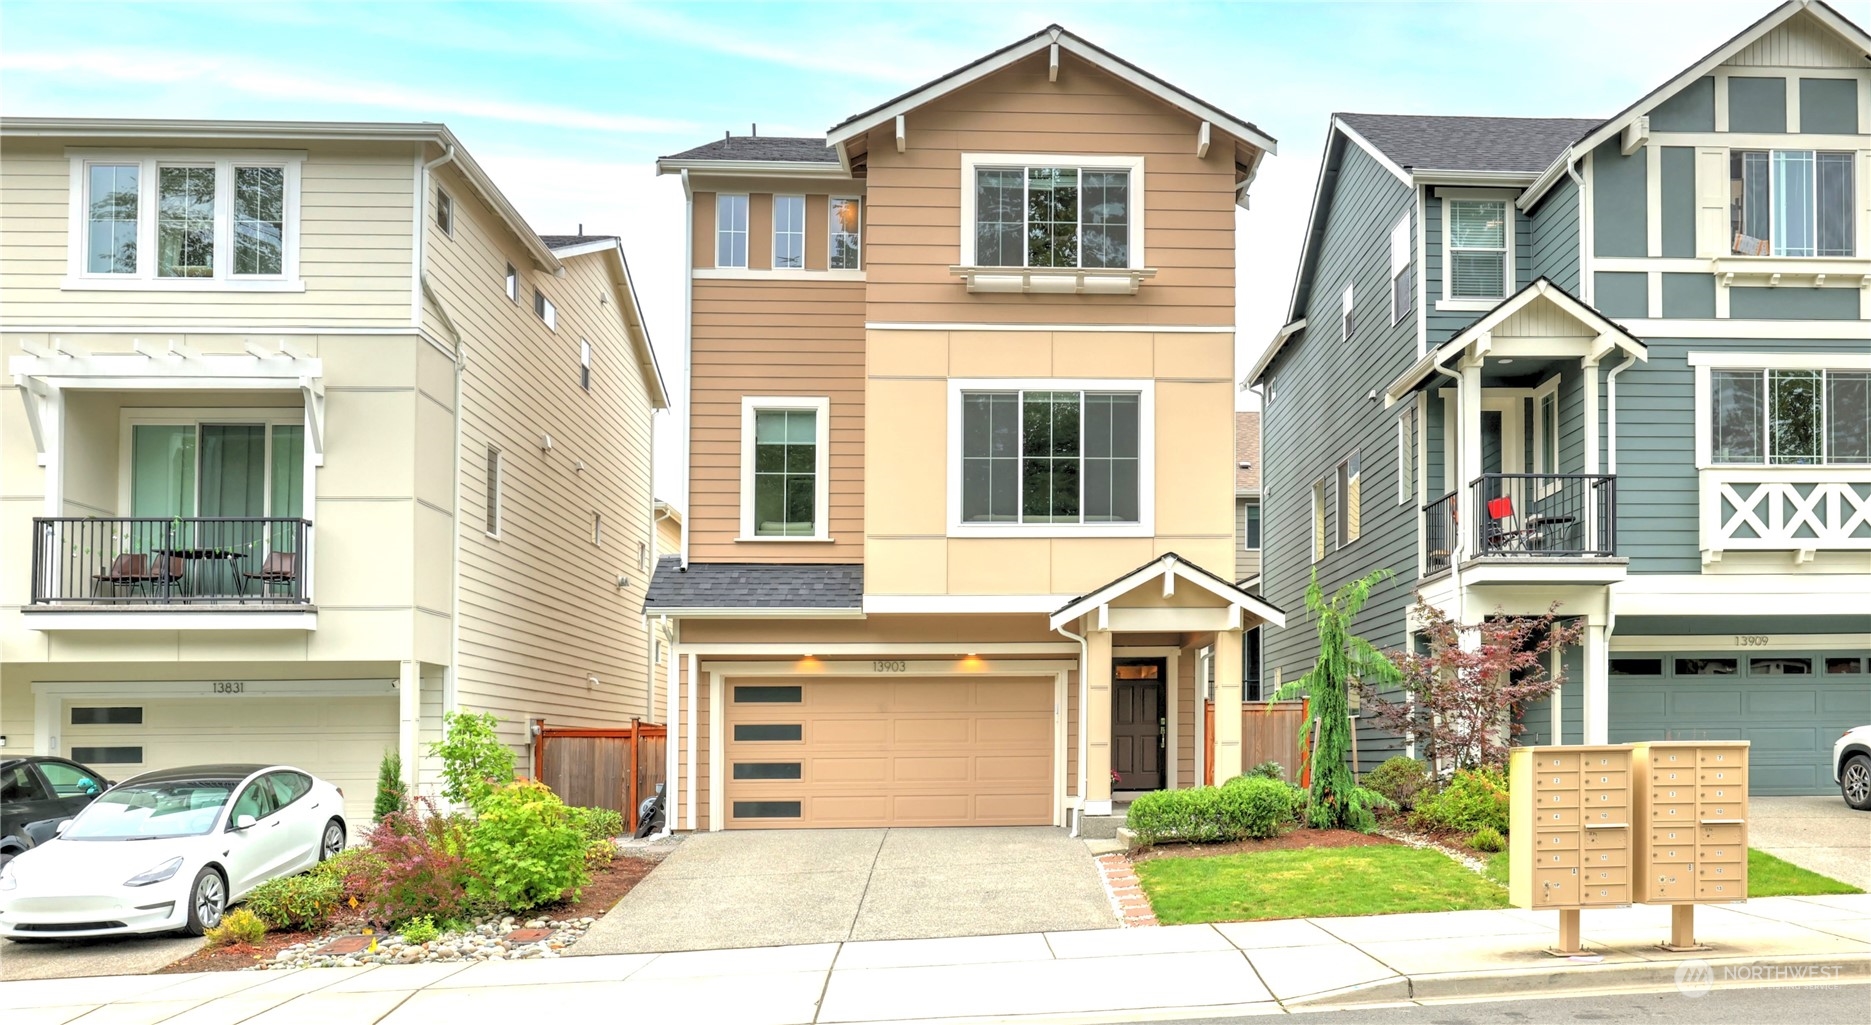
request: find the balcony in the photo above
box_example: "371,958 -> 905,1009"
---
1699,469 -> 1871,563
27,517 -> 313,628
1425,474 -> 1622,583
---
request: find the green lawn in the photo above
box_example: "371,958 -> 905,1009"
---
1135,845 -> 1511,925
1747,849 -> 1863,897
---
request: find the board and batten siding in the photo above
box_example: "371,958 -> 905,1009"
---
687,277 -> 866,563
1526,176 -> 1581,294
0,139 -> 416,327
859,51 -> 1240,327
1260,141 -> 1422,768
421,161 -> 661,748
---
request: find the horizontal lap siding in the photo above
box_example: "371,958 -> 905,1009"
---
688,278 -> 866,562
1527,178 -> 1580,293
0,139 -> 414,327
862,53 -> 1239,327
423,162 -> 660,750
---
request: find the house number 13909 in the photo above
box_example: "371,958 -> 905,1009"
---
1734,636 -> 1769,647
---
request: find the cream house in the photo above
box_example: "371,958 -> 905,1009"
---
0,119 -> 666,830
648,27 -> 1281,832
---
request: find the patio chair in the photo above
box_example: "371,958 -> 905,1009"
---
239,550 -> 299,598
91,553 -> 182,598
1483,495 -> 1519,552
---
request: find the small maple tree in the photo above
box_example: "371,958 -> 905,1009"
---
1368,596 -> 1584,772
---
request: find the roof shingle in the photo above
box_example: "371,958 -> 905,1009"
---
1235,411 -> 1260,492
1336,113 -> 1603,174
643,557 -> 862,611
541,234 -> 618,249
659,136 -> 838,164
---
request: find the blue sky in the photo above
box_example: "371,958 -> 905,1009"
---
0,0 -> 1784,500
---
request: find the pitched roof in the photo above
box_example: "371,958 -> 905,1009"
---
1048,552 -> 1285,631
541,234 -> 619,249
643,557 -> 863,613
658,135 -> 839,164
1235,411 -> 1260,493
1336,113 -> 1602,175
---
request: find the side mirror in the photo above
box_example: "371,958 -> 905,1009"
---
53,820 -> 70,836
233,814 -> 257,831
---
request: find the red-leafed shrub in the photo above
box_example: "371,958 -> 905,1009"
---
351,799 -> 478,926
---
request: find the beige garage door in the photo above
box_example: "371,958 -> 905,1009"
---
724,676 -> 1054,829
63,696 -> 397,831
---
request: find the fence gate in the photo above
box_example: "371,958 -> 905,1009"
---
1205,700 -> 1309,784
534,720 -> 667,832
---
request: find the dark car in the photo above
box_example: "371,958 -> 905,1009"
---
1,757 -> 112,867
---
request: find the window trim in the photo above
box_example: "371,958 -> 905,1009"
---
1311,478 -> 1327,563
716,193 -> 750,269
771,193 -> 805,271
1341,283 -> 1356,345
829,195 -> 863,270
944,377 -> 1156,538
1389,214 -> 1412,324
1396,407 -> 1417,506
436,186 -> 453,237
738,396 -> 832,542
504,263 -> 519,302
1689,351 -> 1871,469
484,445 -> 503,538
1336,451 -> 1362,549
1532,374 -> 1563,496
534,288 -> 557,331
64,150 -> 305,291
116,407 -> 311,520
579,338 -> 592,391
1729,147 -> 1857,259
1436,188 -> 1515,311
957,153 -> 1147,269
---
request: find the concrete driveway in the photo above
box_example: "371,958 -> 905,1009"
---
1748,795 -> 1871,891
575,827 -> 1114,955
0,933 -> 200,982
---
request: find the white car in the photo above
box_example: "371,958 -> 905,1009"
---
1837,726 -> 1871,812
0,764 -> 347,939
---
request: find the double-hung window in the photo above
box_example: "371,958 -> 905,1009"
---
1336,452 -> 1361,548
1389,215 -> 1412,322
69,153 -> 301,288
534,289 -> 556,330
829,197 -> 862,269
1444,198 -> 1509,301
1341,284 -> 1356,345
716,194 -> 749,268
1311,480 -> 1327,563
965,157 -> 1140,268
772,195 -> 805,269
953,383 -> 1150,533
1730,150 -> 1855,257
1241,500 -> 1261,551
1709,367 -> 1869,464
740,397 -> 830,540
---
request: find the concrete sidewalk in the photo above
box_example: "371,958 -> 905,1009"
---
3,894 -> 1865,1023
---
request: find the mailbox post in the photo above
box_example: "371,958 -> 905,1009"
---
1508,745 -> 1636,955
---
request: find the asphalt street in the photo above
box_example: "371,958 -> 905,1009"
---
1165,982 -> 1871,1024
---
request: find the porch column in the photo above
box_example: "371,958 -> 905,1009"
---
398,659 -> 421,791
1583,624 -> 1609,744
1212,627 -> 1244,782
1085,627 -> 1114,813
1458,357 -> 1483,555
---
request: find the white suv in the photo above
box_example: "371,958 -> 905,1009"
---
1836,726 -> 1871,811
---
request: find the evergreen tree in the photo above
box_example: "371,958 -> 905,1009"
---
374,749 -> 407,820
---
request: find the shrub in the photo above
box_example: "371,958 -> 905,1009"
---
314,845 -> 383,907
1246,760 -> 1287,781
399,914 -> 441,944
1414,766 -> 1511,836
568,806 -> 624,842
375,749 -> 407,820
353,802 -> 477,926
429,711 -> 516,809
1469,825 -> 1506,852
244,871 -> 343,931
1125,787 -> 1229,846
1364,756 -> 1430,811
1218,775 -> 1303,839
464,780 -> 588,911
204,907 -> 267,948
585,838 -> 617,868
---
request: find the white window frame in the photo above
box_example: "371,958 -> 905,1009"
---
1532,374 -> 1563,496
65,150 -> 305,291
1729,148 -> 1858,259
945,378 -> 1156,539
716,193 -> 749,269
534,289 -> 557,331
579,338 -> 592,391
1240,499 -> 1261,552
484,446 -> 503,539
592,512 -> 603,547
738,396 -> 831,542
1336,451 -> 1361,549
436,187 -> 453,237
1688,351 -> 1871,469
116,408 -> 314,521
829,195 -> 862,270
958,153 -> 1147,269
1396,408 -> 1416,506
1436,188 -> 1515,311
1341,283 -> 1356,345
1311,479 -> 1327,563
1389,214 -> 1412,324
504,263 -> 519,302
771,194 -> 805,270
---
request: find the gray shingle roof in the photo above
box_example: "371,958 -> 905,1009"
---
541,234 -> 618,249
643,557 -> 862,611
1336,113 -> 1603,174
659,136 -> 838,164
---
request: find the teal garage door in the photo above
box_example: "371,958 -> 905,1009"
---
1607,652 -> 1871,795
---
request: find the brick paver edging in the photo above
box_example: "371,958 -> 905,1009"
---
1094,852 -> 1159,927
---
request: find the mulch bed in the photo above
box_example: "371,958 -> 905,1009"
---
158,854 -> 657,974
1128,828 -> 1399,864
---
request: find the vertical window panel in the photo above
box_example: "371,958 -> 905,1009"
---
829,197 -> 861,270
86,163 -> 139,274
233,166 -> 284,276
1447,199 -> 1507,299
961,393 -> 1019,522
975,169 -> 1024,267
1711,370 -> 1765,463
1025,167 -> 1079,268
1771,150 -> 1815,257
753,409 -> 817,536
1815,152 -> 1854,258
157,165 -> 215,278
772,194 -> 804,269
1768,368 -> 1821,464
1825,371 -> 1870,463
1080,170 -> 1128,268
716,194 -> 748,268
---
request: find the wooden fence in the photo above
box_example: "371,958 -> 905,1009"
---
1204,699 -> 1309,784
533,720 -> 667,832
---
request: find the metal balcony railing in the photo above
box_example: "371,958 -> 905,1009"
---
30,517 -> 312,606
1470,474 -> 1616,558
1424,491 -> 1458,574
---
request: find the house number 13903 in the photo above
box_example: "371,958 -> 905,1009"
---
1734,636 -> 1769,647
872,660 -> 908,673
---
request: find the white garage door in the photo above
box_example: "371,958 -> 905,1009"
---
63,695 -> 397,831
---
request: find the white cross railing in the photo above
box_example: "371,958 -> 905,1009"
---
1699,469 -> 1871,560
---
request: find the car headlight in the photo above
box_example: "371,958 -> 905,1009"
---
124,856 -> 185,887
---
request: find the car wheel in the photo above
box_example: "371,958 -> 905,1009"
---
1843,754 -> 1871,811
319,818 -> 346,861
183,867 -> 227,937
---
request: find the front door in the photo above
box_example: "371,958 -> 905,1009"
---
1112,659 -> 1165,791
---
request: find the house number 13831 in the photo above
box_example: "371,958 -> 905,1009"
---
212,681 -> 245,694
1734,636 -> 1769,647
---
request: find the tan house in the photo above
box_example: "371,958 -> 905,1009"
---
0,119 -> 667,830
648,27 -> 1281,832
652,499 -> 682,558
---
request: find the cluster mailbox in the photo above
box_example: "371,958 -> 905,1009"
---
1508,741 -> 1750,953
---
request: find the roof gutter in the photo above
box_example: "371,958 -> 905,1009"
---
1411,169 -> 1538,187
1244,318 -> 1307,389
653,158 -> 849,178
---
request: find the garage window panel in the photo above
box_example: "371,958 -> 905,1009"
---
72,746 -> 143,764
1608,658 -> 1663,676
71,706 -> 143,725
733,801 -> 802,819
1674,657 -> 1737,676
733,685 -> 802,703
734,723 -> 803,742
1749,657 -> 1811,675
732,762 -> 803,780
1825,657 -> 1865,675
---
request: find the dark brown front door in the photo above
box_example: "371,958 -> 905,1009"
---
1112,659 -> 1165,791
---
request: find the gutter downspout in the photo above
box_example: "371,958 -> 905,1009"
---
678,169 -> 694,570
1567,158 -> 1590,304
1429,351 -> 1467,623
1055,622 -> 1089,837
1600,352 -> 1637,667
655,614 -> 677,839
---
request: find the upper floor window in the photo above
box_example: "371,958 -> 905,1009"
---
579,338 -> 592,391
1731,150 -> 1855,257
1336,451 -> 1361,548
1241,500 -> 1261,551
1311,479 -> 1326,563
740,397 -> 830,540
534,288 -> 556,330
965,157 -> 1138,269
505,263 -> 518,302
1396,407 -> 1417,505
436,187 -> 453,237
1710,367 -> 1869,465
957,388 -> 1142,527
1445,198 -> 1508,300
773,195 -> 805,269
716,194 -> 749,268
1389,215 -> 1412,322
829,197 -> 862,270
69,154 -> 301,288
484,446 -> 503,537
1341,283 -> 1356,344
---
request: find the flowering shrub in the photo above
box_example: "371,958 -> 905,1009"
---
464,780 -> 588,911
352,801 -> 478,926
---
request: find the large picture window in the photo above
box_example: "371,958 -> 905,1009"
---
1709,367 -> 1869,464
70,154 -> 300,287
1730,150 -> 1855,257
969,162 -> 1133,269
1445,198 -> 1509,300
739,397 -> 830,540
957,387 -> 1144,528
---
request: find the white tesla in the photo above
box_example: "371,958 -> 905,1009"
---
0,764 -> 347,939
